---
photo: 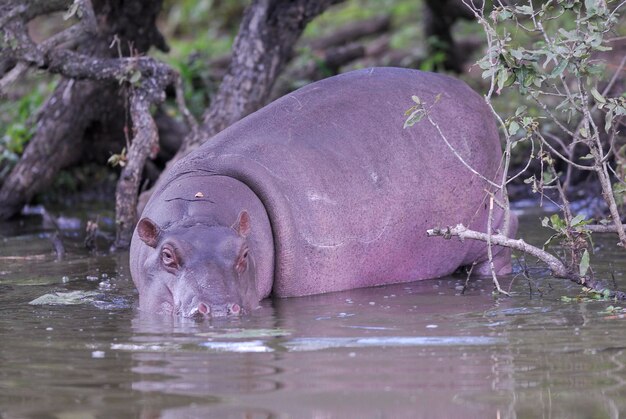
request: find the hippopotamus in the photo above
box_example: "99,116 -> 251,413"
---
130,67 -> 516,317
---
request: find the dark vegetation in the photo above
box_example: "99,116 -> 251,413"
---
1,0 -> 625,298
1,0 -> 477,247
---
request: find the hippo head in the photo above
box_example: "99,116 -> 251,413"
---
133,211 -> 259,318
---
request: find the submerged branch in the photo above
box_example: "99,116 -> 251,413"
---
426,224 -> 626,301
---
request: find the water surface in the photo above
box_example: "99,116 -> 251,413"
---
1,205 -> 625,418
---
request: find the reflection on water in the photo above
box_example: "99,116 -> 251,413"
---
0,208 -> 625,418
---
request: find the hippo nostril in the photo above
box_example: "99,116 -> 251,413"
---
198,302 -> 210,315
227,303 -> 241,315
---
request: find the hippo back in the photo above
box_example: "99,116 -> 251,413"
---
157,67 -> 504,297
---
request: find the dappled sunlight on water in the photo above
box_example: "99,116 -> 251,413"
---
1,208 -> 625,417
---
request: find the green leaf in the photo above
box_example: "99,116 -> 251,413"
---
579,249 -> 590,277
550,60 -> 568,78
496,9 -> 514,21
523,68 -> 536,87
550,213 -> 566,229
543,170 -> 555,185
571,214 -> 586,226
510,48 -> 525,61
497,69 -> 509,91
605,108 -> 614,133
404,105 -> 418,116
403,109 -> 425,129
590,87 -> 606,104
508,121 -> 520,136
585,0 -> 607,15
543,233 -> 560,249
558,28 -> 578,40
130,71 -> 142,85
515,5 -> 534,15
595,45 -> 613,52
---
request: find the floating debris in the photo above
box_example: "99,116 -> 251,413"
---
29,290 -> 100,305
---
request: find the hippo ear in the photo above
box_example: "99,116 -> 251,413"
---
232,210 -> 251,238
137,217 -> 161,248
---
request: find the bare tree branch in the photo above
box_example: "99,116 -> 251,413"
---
427,224 -> 626,300
182,0 -> 344,154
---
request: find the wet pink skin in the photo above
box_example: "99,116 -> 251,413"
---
130,67 -> 516,318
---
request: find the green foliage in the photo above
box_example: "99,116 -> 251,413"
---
542,213 -> 592,247
0,79 -> 56,172
43,164 -> 117,203
163,0 -> 246,34
561,287 -> 614,302
403,95 -> 427,128
304,0 -> 419,39
541,210 -> 594,276
599,305 -> 625,314
107,147 -> 127,168
474,0 -> 626,280
479,0 -> 624,122
157,0 -> 427,118
157,0 -> 245,116
403,93 -> 442,129
419,37 -> 448,72
173,56 -> 218,117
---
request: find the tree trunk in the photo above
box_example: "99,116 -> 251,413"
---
138,0 -> 343,215
0,0 -> 166,220
0,79 -> 108,219
181,0 -> 344,154
423,0 -> 476,73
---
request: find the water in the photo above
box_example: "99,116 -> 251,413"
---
1,205 -> 625,418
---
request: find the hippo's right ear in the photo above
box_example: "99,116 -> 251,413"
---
137,218 -> 161,248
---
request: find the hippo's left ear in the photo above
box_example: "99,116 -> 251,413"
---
137,217 -> 161,248
232,210 -> 251,238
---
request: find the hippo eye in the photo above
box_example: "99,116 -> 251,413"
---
161,245 -> 179,268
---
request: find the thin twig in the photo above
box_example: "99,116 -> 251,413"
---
174,74 -> 198,133
425,112 -> 501,189
486,195 -> 510,295
536,131 -> 595,171
0,61 -> 27,93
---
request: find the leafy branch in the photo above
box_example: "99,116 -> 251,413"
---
414,0 -> 626,299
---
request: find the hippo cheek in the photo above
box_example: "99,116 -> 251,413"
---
138,280 -> 176,315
